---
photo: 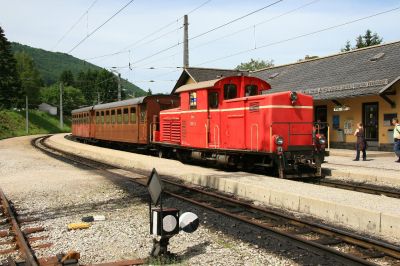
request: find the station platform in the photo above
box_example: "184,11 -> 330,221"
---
324,148 -> 400,186
47,134 -> 400,241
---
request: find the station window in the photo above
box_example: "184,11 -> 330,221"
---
208,92 -> 219,109
106,110 -> 110,124
140,104 -> 147,123
189,91 -> 197,109
224,84 -> 237,100
123,108 -> 129,124
117,109 -> 122,124
245,85 -> 258,96
101,111 -> 105,124
111,110 -> 116,124
130,107 -> 137,123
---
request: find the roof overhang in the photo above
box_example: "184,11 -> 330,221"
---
175,78 -> 221,93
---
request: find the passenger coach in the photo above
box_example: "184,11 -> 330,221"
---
72,95 -> 179,144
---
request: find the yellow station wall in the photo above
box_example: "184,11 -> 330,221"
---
315,83 -> 399,145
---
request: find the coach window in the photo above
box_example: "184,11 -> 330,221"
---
117,109 -> 122,124
245,85 -> 258,96
140,104 -> 147,123
111,110 -> 116,124
95,111 -> 99,124
123,108 -> 129,124
224,84 -> 237,100
105,110 -> 110,124
130,107 -> 137,123
100,111 -> 104,124
189,91 -> 197,109
208,92 -> 219,109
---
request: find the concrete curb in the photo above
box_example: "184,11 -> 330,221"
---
47,134 -> 400,240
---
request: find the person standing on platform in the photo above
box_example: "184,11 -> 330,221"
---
353,122 -> 366,161
392,118 -> 400,163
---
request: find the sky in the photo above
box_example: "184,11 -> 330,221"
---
1,0 -> 399,94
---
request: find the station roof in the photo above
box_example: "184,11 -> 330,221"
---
252,41 -> 400,100
171,41 -> 400,101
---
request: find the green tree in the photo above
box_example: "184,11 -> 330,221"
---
14,51 -> 43,105
147,88 -> 152,96
235,58 -> 274,71
298,55 -> 319,62
341,41 -> 351,52
76,69 -> 98,104
342,30 -> 383,51
40,84 -> 85,115
59,70 -> 75,87
95,69 -> 120,103
0,26 -> 22,109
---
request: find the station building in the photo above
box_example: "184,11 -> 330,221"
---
172,41 -> 400,151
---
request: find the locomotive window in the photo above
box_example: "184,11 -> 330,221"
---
123,108 -> 129,124
101,111 -> 105,124
245,85 -> 258,96
140,104 -> 147,123
224,84 -> 237,100
130,107 -> 137,123
111,110 -> 116,124
208,92 -> 219,109
106,110 -> 110,124
117,109 -> 122,124
189,91 -> 197,110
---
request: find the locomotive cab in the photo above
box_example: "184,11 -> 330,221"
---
158,76 -> 325,179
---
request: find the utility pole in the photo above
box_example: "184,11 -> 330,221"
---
25,95 -> 29,134
183,14 -> 189,68
117,73 -> 121,101
59,82 -> 63,129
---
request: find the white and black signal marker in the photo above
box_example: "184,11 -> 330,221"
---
179,212 -> 199,233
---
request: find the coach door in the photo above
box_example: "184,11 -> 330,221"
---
89,110 -> 95,138
208,90 -> 221,148
139,103 -> 148,143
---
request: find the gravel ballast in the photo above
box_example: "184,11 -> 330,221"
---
0,135 -> 343,265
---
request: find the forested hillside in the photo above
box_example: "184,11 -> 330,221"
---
10,42 -> 145,97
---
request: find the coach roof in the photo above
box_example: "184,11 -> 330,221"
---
72,97 -> 146,114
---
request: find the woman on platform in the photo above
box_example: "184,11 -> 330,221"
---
353,122 -> 366,161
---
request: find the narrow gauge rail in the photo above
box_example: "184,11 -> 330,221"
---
316,179 -> 400,199
0,188 -> 39,266
32,135 -> 400,266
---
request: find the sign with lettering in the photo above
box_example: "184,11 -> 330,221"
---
333,105 -> 350,112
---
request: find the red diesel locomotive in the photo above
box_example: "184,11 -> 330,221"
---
72,76 -> 326,178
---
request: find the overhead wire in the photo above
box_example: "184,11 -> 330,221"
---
51,0 -> 99,51
68,0 -> 136,54
191,0 -> 320,51
135,0 -> 319,69
84,0 -> 213,61
189,0 -> 283,41
131,0 -> 283,66
194,6 -> 400,66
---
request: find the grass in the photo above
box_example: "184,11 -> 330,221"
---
0,109 -> 71,139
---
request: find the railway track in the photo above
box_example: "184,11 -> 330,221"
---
316,179 -> 400,199
32,135 -> 400,266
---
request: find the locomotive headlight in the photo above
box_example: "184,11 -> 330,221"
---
275,136 -> 284,145
319,137 -> 326,145
290,91 -> 298,104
